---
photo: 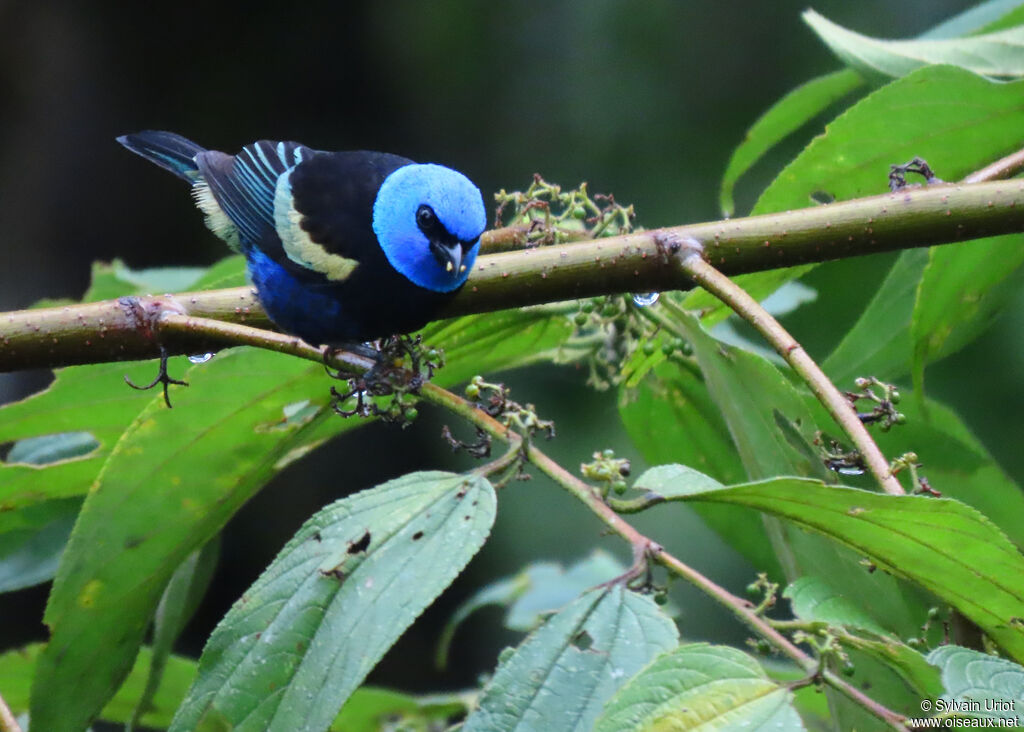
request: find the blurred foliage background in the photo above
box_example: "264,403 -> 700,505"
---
2,0 -> 1021,697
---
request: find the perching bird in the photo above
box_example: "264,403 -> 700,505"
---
118,131 -> 486,346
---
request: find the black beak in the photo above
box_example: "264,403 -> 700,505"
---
431,240 -> 469,277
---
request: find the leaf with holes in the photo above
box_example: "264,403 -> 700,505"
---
169,471 -> 495,732
462,586 -> 678,732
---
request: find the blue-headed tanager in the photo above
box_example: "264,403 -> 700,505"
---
118,131 -> 486,346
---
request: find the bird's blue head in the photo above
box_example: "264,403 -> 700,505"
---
372,163 -> 486,293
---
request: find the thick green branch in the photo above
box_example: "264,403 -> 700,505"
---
2,180 -> 1024,371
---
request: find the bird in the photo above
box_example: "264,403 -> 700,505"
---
117,131 -> 486,346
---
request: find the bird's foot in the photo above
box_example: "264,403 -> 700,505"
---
328,335 -> 443,425
124,344 -> 188,408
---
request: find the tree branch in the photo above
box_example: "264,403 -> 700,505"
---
672,244 -> 905,495
2,179 -> 1023,371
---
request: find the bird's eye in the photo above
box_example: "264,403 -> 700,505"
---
416,204 -> 437,232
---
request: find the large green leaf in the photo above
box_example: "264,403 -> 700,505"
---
170,471 -> 495,732
804,9 -> 1024,80
0,360 -> 180,524
821,248 -> 930,386
1,642 -> 469,731
688,65 -> 1024,322
719,0 -> 1024,218
617,359 -> 773,573
719,69 -> 863,217
911,235 -> 1024,398
595,643 -> 805,732
660,477 -> 1024,662
462,586 -> 679,732
927,645 -> 1024,721
30,348 -> 347,732
869,395 -> 1024,551
1,644 -> 197,730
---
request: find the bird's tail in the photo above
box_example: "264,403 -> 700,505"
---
117,130 -> 207,182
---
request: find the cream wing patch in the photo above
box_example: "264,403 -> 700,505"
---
273,170 -> 359,281
191,179 -> 241,251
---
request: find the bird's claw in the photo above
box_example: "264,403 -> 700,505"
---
124,345 -> 188,408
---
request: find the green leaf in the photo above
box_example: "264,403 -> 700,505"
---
804,9 -> 1024,80
821,249 -> 930,387
617,360 -> 774,573
595,643 -> 805,732
719,69 -> 863,216
632,464 -> 724,498
332,687 -> 471,732
870,395 -> 1024,552
437,550 -> 628,667
130,540 -> 219,731
190,255 -> 247,289
170,471 -> 496,732
0,498 -> 80,593
2,642 -> 467,731
840,636 -> 944,701
927,645 -> 1024,720
675,312 -> 822,481
0,360 -> 173,526
666,478 -> 1024,662
462,586 -> 678,732
30,348 -> 350,732
1,644 -> 198,729
911,235 -> 1024,398
422,306 -> 574,385
924,0 -> 1024,38
689,65 -> 1024,322
783,575 -> 889,636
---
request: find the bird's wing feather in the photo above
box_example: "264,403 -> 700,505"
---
194,140 -> 311,250
271,151 -> 413,282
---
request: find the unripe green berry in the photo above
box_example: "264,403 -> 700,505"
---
745,582 -> 760,598
927,607 -> 941,620
842,663 -> 856,677
661,340 -> 675,355
889,389 -> 901,404
405,408 -> 418,422
602,448 -> 615,459
611,479 -> 628,495
572,205 -> 586,219
654,591 -> 669,605
894,413 -> 907,425
465,383 -> 480,399
581,302 -> 595,313
574,312 -> 589,326
643,341 -> 656,356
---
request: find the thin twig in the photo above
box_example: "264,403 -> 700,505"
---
674,247 -> 905,496
963,146 -> 1024,184
0,692 -> 23,732
418,380 -> 906,730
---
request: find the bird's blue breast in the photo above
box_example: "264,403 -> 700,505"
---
246,248 -> 347,344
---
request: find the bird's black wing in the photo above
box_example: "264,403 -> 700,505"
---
194,139 -> 312,251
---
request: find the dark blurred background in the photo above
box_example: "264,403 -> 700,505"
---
3,0 -> 1020,705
